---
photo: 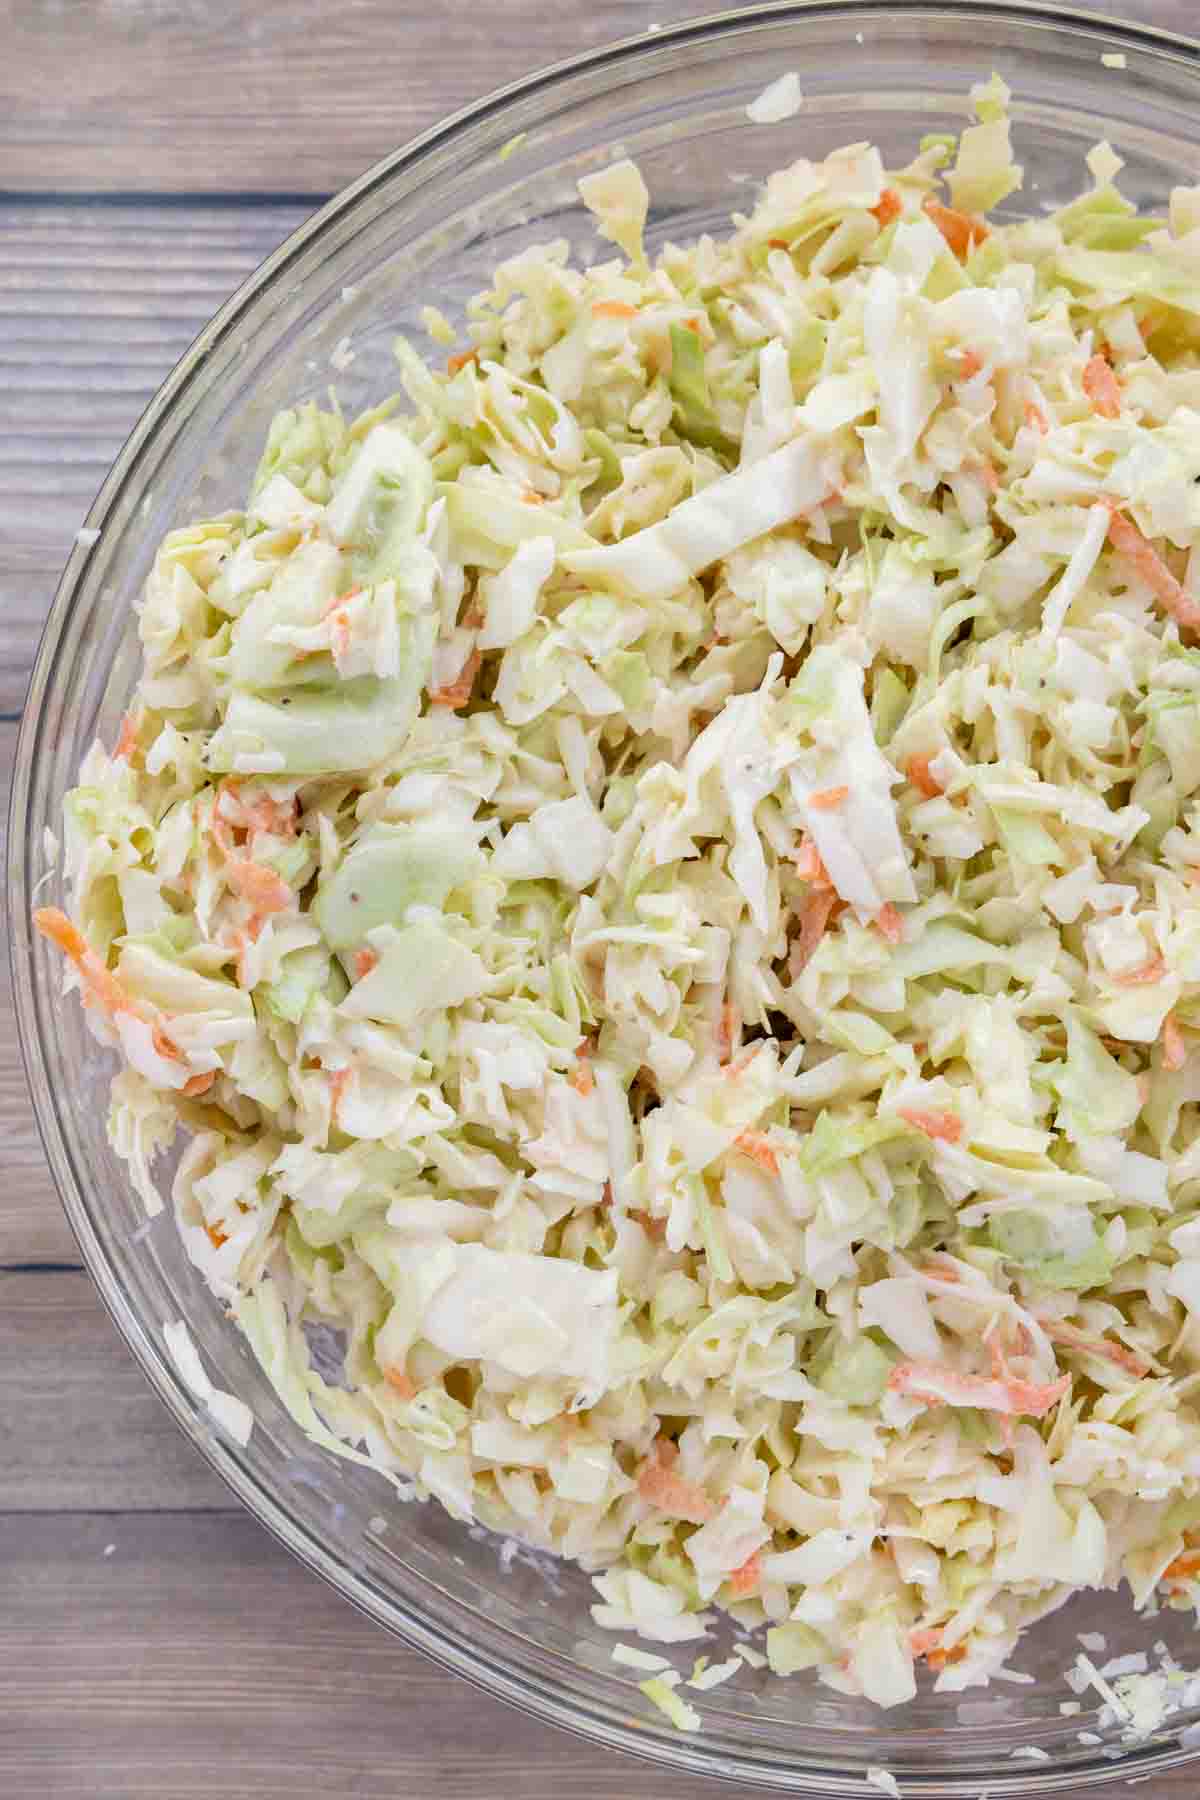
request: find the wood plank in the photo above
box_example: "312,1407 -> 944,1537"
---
2,0 -> 661,196
0,1270 -> 230,1510
1,1511 -> 1195,1800
2,0 -> 1195,198
0,201 -> 309,716
0,1509 -> 769,1800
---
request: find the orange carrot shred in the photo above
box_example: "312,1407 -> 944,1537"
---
183,1071 -> 217,1099
727,1551 -> 761,1598
922,195 -> 989,259
353,948 -> 379,982
446,349 -> 477,375
1105,502 -> 1200,635
224,858 -> 292,915
1113,955 -> 1166,987
34,906 -> 140,1023
382,1366 -> 417,1400
957,349 -> 984,379
570,1038 -> 595,1096
875,903 -> 904,945
429,648 -> 481,710
716,1001 -> 740,1066
1083,352 -> 1122,419
637,1440 -> 715,1524
907,753 -> 944,799
733,1130 -> 780,1176
1163,1549 -> 1200,1583
113,712 -> 139,762
808,785 -> 849,810
591,299 -> 638,319
898,1107 -> 963,1144
789,888 -> 840,977
794,835 -> 832,887
870,188 -> 903,228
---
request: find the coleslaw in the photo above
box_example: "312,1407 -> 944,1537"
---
37,79 -> 1200,1708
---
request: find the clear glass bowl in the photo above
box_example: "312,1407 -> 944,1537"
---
12,4 -> 1200,1790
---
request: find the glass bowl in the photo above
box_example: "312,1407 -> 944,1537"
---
13,4 -> 1200,1791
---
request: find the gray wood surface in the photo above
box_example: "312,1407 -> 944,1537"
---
4,2 -> 1200,1794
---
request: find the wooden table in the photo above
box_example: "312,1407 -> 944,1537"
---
3,2 -> 1199,1793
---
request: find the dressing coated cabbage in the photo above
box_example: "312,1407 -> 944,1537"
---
37,79 -> 1200,1713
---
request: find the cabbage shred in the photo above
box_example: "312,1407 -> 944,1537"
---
37,79 -> 1200,1709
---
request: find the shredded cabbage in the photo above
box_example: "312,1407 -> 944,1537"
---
37,82 -> 1200,1721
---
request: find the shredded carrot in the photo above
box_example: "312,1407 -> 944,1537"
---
907,753 -> 944,799
382,1365 -> 417,1401
957,349 -> 984,379
1105,502 -> 1200,634
794,835 -> 832,887
922,195 -> 989,259
927,1642 -> 969,1671
34,907 -> 138,1022
716,1001 -> 740,1066
874,903 -> 904,945
909,1628 -> 945,1658
723,1044 -> 760,1081
113,711 -> 139,762
1163,1549 -> 1200,1583
446,349 -> 477,375
353,948 -> 379,982
808,785 -> 849,810
591,299 -> 638,319
320,588 -> 361,620
205,1222 -> 228,1249
1024,399 -> 1049,433
637,1440 -> 715,1524
889,1357 -> 1069,1419
183,1071 -> 217,1099
726,1551 -> 761,1598
789,887 -> 840,977
1113,955 -> 1166,987
733,1130 -> 780,1176
1083,352 -> 1122,419
898,1107 -> 962,1144
429,647 -> 481,710
1039,1319 -> 1149,1379
870,187 -> 903,229
224,858 -> 292,915
767,236 -> 791,250
570,1037 -> 595,1096
329,608 -> 351,663
1162,1010 -> 1187,1072
328,1067 -> 352,1121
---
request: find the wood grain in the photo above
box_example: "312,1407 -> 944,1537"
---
1,0 -> 665,196
0,200 -> 309,714
3,0 -> 1194,197
0,1511 -> 767,1800
0,1270 -> 230,1509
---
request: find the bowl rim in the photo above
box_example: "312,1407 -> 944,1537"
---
12,4 -> 1200,1792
